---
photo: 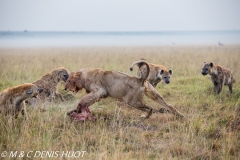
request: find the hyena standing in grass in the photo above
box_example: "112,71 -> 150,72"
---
202,62 -> 235,94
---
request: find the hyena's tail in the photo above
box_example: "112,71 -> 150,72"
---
129,60 -> 150,83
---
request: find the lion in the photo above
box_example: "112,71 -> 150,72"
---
0,83 -> 43,119
136,60 -> 173,87
26,67 -> 69,106
202,62 -> 235,94
64,60 -> 184,121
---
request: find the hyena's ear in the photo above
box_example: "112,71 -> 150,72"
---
160,70 -> 164,75
203,62 -> 206,65
210,62 -> 214,67
26,89 -> 33,95
56,70 -> 62,75
169,70 -> 173,75
74,71 -> 82,77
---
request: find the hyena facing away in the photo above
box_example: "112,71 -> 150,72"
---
202,62 -> 235,94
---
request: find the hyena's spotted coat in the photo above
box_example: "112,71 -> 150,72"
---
202,62 -> 235,94
136,60 -> 172,88
0,83 -> 43,119
26,67 -> 69,106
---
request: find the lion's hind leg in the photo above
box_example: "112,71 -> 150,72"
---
124,92 -> 153,119
144,82 -> 184,118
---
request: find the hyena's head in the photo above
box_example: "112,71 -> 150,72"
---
157,69 -> 173,84
17,83 -> 43,99
202,62 -> 214,76
64,72 -> 82,94
55,67 -> 69,82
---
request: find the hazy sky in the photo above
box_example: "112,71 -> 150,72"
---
0,0 -> 240,31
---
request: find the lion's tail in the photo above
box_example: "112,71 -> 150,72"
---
129,60 -> 150,83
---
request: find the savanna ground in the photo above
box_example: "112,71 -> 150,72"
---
0,45 -> 240,160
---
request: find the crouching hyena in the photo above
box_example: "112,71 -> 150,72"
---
136,60 -> 173,87
0,83 -> 43,119
202,62 -> 235,94
26,67 -> 69,106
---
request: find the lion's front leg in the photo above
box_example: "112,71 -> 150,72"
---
68,89 -> 107,121
144,81 -> 184,118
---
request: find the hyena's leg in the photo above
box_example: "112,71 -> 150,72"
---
55,92 -> 65,102
144,82 -> 184,118
14,102 -> 27,119
228,83 -> 233,93
217,83 -> 223,94
21,101 -> 28,120
213,81 -> 218,94
14,103 -> 21,119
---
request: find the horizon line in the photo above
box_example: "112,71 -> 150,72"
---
0,29 -> 240,33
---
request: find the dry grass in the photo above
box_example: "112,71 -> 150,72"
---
0,45 -> 240,159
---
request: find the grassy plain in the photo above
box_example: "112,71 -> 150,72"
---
0,45 -> 240,159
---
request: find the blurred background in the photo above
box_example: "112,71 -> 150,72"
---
0,0 -> 240,47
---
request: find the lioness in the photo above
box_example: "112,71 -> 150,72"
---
26,67 -> 69,106
202,62 -> 235,94
0,83 -> 43,119
64,60 -> 184,121
136,59 -> 173,87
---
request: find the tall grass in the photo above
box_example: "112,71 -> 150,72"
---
0,45 -> 240,159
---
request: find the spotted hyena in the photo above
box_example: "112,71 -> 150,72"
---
136,60 -> 172,88
202,62 -> 235,94
26,67 -> 69,106
0,83 -> 43,119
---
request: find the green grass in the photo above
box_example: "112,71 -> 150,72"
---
0,45 -> 240,159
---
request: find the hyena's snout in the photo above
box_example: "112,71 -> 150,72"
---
202,69 -> 208,75
63,74 -> 69,82
163,77 -> 170,84
165,79 -> 170,84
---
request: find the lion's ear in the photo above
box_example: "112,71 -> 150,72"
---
56,70 -> 62,75
26,89 -> 33,95
74,71 -> 82,77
